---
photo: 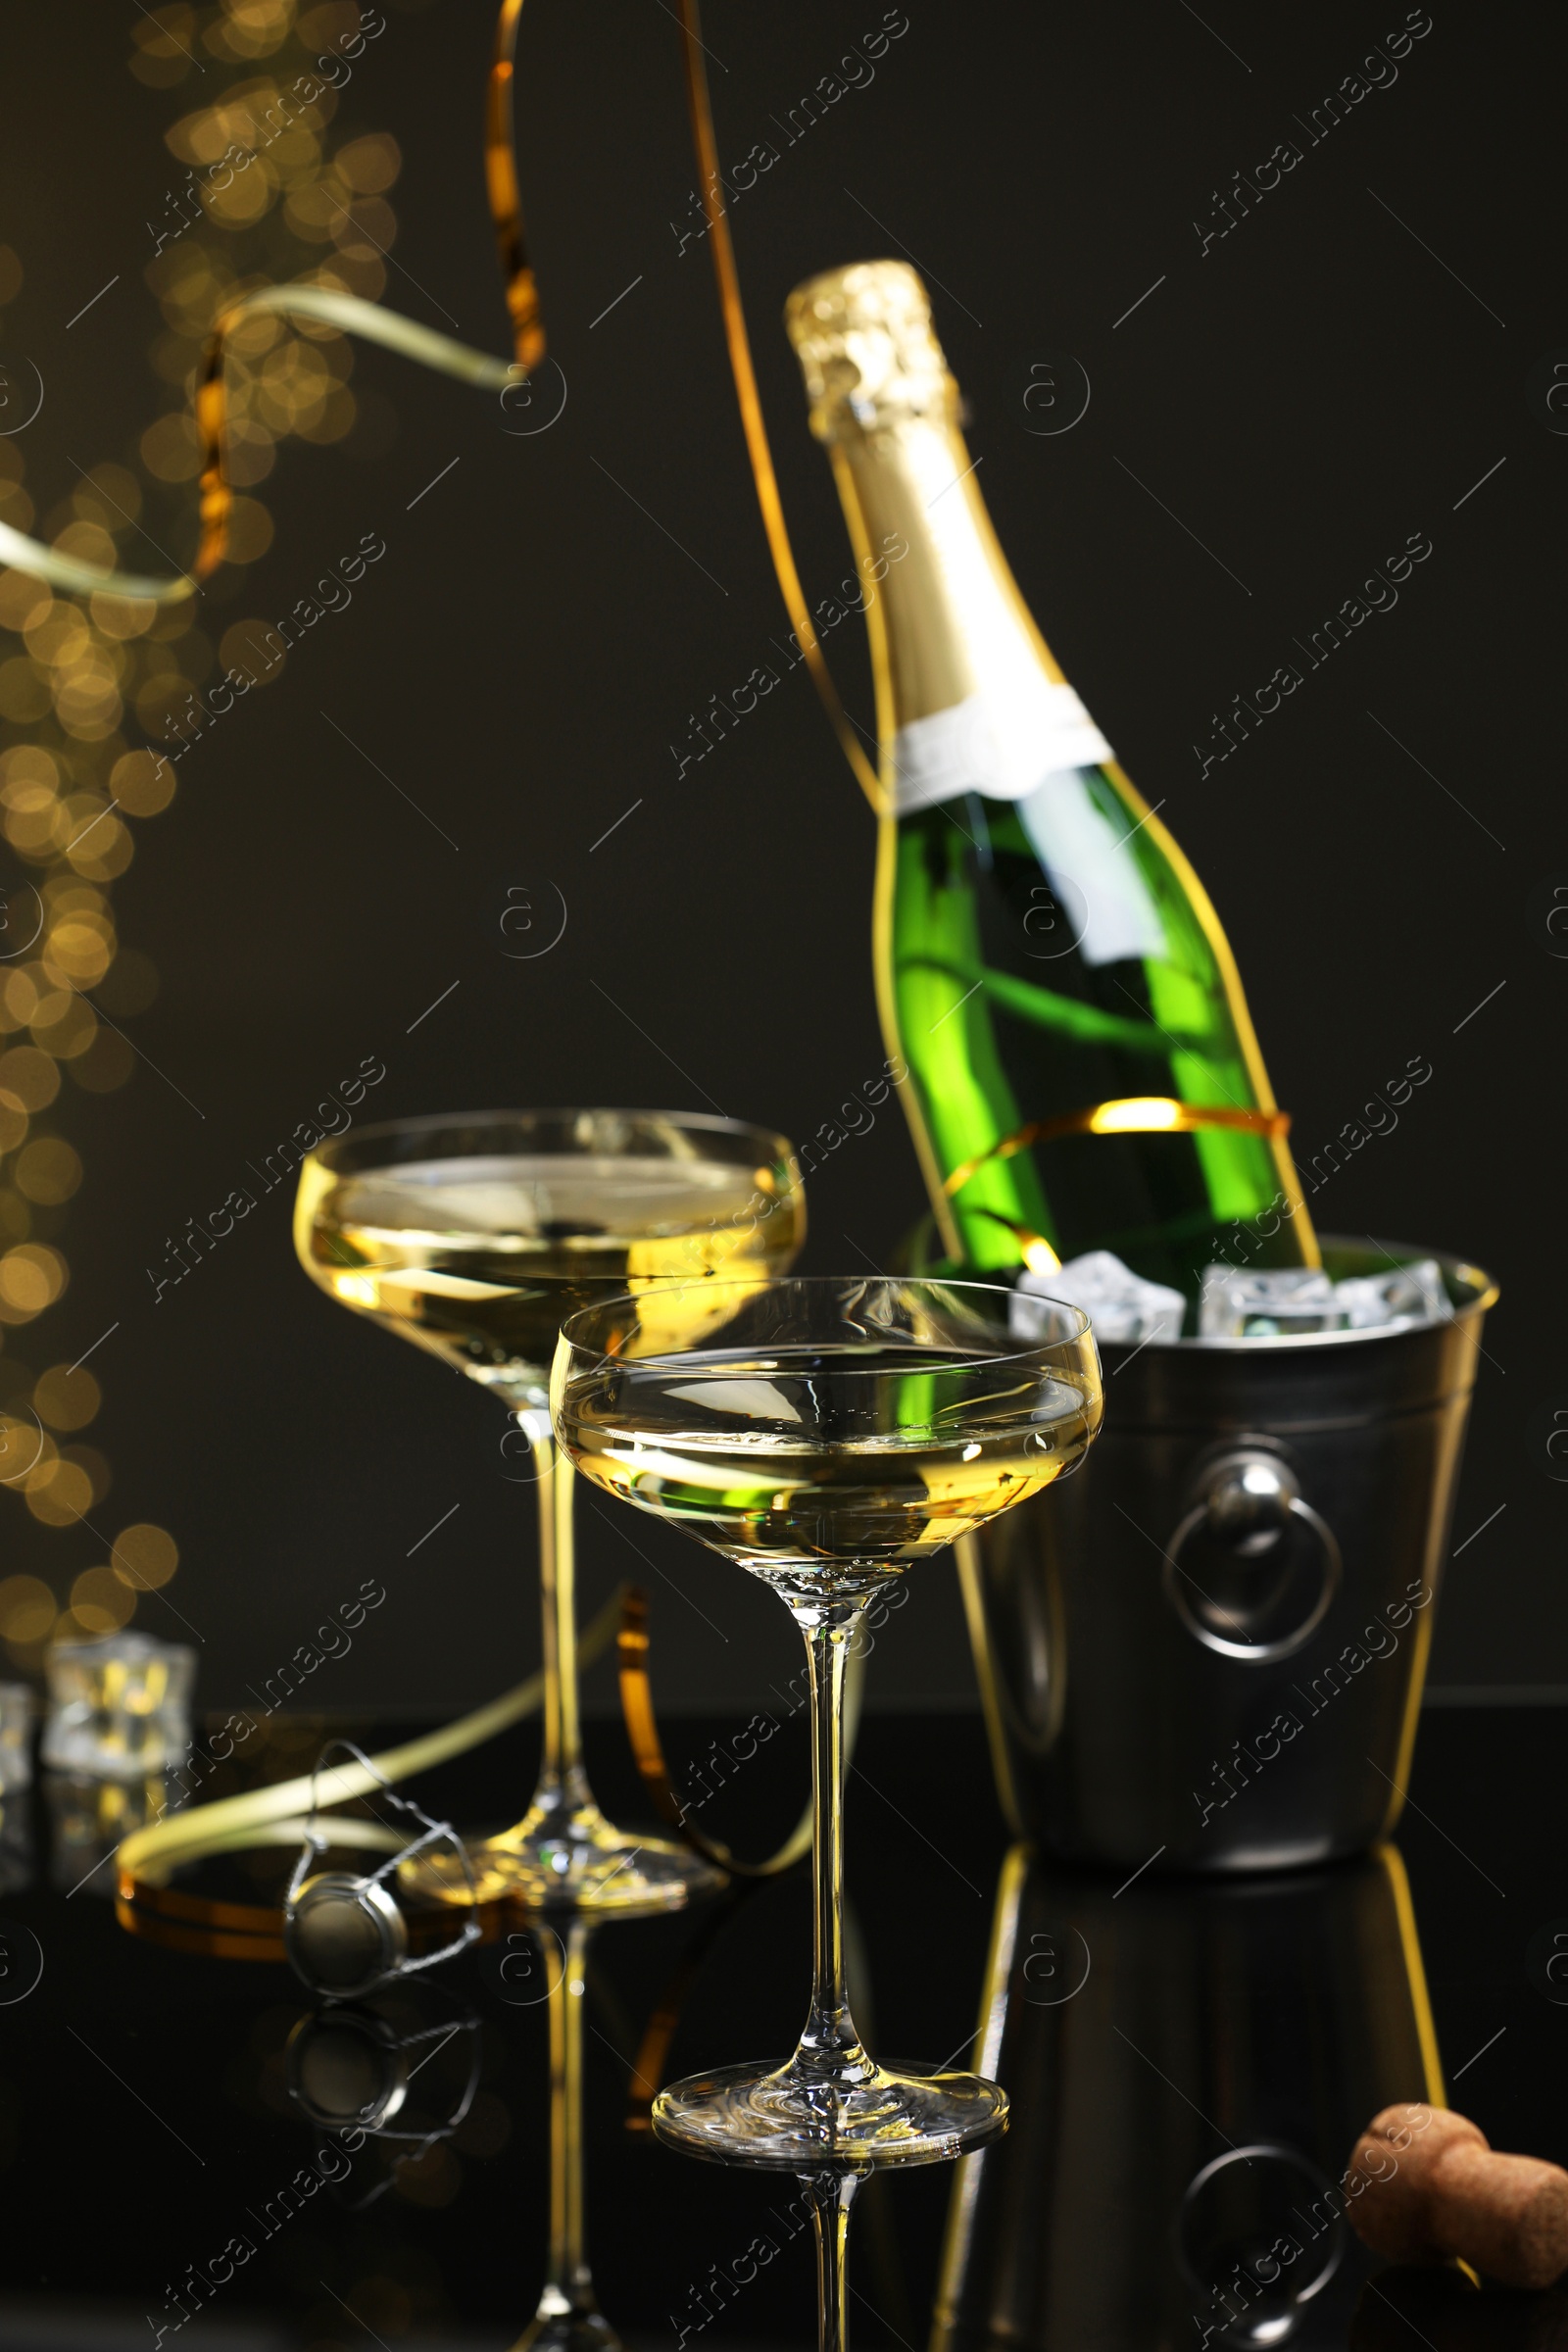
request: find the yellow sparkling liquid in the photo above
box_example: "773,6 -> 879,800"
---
558,1342 -> 1096,1601
295,1152 -> 801,1404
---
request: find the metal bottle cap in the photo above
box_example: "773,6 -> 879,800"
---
287,2006 -> 409,2132
285,1871 -> 409,2000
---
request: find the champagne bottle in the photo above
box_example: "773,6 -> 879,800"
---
783,262 -> 1316,1298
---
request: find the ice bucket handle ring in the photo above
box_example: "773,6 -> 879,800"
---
1162,1449 -> 1342,1663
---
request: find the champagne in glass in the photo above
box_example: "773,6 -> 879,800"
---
554,1276 -> 1102,2162
295,1109 -> 804,1912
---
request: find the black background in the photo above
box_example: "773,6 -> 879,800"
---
1,0 -> 1560,1715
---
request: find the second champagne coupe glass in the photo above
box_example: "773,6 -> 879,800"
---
553,1275 -> 1102,2162
294,1109 -> 804,1912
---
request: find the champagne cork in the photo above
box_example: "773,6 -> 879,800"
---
1348,2104 -> 1568,2291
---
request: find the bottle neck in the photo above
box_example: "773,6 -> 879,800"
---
823,396 -> 1112,813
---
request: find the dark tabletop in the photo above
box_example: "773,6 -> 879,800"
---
0,1701 -> 1563,2351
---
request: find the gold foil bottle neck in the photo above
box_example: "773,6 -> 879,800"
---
785,260 -> 952,439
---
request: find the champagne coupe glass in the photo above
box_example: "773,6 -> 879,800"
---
295,1109 -> 804,1913
553,1275 -> 1102,2162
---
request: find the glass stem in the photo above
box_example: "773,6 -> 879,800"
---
808,2170 -> 860,2352
524,1416 -> 591,1816
540,1920 -> 593,2315
796,1603 -> 869,2076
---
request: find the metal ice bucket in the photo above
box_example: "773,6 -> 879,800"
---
963,1239 -> 1497,1873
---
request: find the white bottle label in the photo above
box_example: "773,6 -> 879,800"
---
889,679 -> 1113,814
890,682 -> 1166,967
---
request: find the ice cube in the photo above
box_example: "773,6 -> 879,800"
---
41,1632 -> 194,1781
0,1683 -> 30,1794
1334,1258 -> 1452,1331
1199,1266 -> 1347,1339
1013,1250 -> 1186,1345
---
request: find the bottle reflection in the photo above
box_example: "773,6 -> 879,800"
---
1350,2266 -> 1568,2350
931,1843 -> 1442,2352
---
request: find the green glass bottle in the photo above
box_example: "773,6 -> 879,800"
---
784,261 -> 1317,1298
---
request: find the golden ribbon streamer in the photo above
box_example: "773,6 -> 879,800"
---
0,0 -> 880,834
943,1097 -> 1293,1200
192,285 -> 518,582
486,0 -> 546,371
677,0 -> 885,816
616,1587 -> 863,1880
114,1583 -> 631,1949
2,0 -> 542,611
1,279 -> 518,606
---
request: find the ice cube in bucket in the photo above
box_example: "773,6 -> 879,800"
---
1014,1250 -> 1186,1344
1199,1266 -> 1346,1339
1335,1258 -> 1452,1330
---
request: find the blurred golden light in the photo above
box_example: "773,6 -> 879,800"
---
68,1029 -> 135,1093
27,1456 -> 93,1527
88,591 -> 158,642
32,1362 -> 99,1430
14,1143 -> 84,1206
1,2 -> 404,1669
33,917 -> 113,986
220,618 -> 288,683
111,1523 -> 180,1592
140,413 -> 204,483
0,1242 -> 68,1319
0,1049 -> 61,1113
29,997 -> 99,1060
109,748 -> 177,816
0,660 -> 53,724
69,1565 -> 136,1634
0,1574 -> 56,1643
0,572 -> 51,633
224,495 -> 275,564
21,969 -> 71,1028
50,522 -> 119,573
336,133 -> 401,193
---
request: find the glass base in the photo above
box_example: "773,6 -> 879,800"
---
400,1796 -> 725,1916
513,2286 -> 622,2352
652,2055 -> 1009,2169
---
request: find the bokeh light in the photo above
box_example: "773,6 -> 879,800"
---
0,0 -> 403,1668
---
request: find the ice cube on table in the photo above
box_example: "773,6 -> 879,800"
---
1199,1265 -> 1347,1339
0,1682 -> 30,1793
1012,1250 -> 1186,1345
1334,1258 -> 1451,1331
41,1632 -> 194,1781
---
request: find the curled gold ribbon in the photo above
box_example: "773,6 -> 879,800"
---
114,1583 -> 632,1952
616,1586 -> 864,1881
2,0 -> 540,607
943,1097 -> 1293,1200
677,0 -> 885,816
486,0 -> 545,372
618,1590 -> 814,1879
